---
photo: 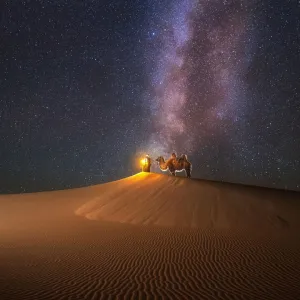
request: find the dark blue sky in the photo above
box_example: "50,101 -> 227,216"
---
1,0 -> 299,193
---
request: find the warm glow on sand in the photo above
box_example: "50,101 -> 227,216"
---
1,172 -> 300,299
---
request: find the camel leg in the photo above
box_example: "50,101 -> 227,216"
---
168,166 -> 176,176
169,170 -> 176,176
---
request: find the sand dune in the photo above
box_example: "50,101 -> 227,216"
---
76,173 -> 300,236
1,172 -> 300,299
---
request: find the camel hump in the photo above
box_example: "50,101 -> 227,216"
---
166,158 -> 174,165
179,154 -> 188,161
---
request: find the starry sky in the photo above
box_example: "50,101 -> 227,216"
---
1,0 -> 300,193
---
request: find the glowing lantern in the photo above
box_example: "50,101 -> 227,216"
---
140,156 -> 151,172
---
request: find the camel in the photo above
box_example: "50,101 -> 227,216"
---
155,155 -> 192,178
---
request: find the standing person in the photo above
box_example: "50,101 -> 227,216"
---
143,155 -> 151,172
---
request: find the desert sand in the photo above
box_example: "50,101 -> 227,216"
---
1,172 -> 300,299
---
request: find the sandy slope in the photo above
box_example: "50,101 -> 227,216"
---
1,172 -> 300,299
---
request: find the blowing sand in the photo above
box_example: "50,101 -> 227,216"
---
1,172 -> 300,299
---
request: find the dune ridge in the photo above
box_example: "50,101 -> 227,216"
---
1,172 -> 300,299
76,173 -> 300,236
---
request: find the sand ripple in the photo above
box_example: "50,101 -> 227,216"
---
1,223 -> 300,300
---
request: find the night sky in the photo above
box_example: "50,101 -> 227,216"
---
1,0 -> 299,193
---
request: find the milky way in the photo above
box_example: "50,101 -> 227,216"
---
143,0 -> 195,157
140,0 -> 258,183
144,0 -> 254,158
